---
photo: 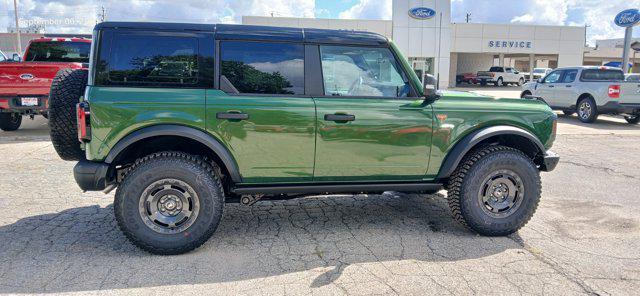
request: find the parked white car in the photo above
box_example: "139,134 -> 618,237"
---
521,66 -> 640,124
477,66 -> 525,86
531,68 -> 553,81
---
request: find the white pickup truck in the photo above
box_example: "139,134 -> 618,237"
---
477,66 -> 526,86
521,66 -> 640,124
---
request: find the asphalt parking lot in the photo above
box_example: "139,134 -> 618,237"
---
1,89 -> 639,295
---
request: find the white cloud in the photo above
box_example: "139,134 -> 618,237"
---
338,0 -> 391,20
2,0 -> 315,33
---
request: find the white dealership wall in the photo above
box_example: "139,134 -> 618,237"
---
243,0 -> 585,88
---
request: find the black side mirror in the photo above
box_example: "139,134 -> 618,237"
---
12,53 -> 21,62
423,74 -> 438,99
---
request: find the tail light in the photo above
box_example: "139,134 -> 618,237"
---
608,85 -> 620,98
76,101 -> 91,142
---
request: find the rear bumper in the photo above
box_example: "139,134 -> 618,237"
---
540,150 -> 559,172
598,102 -> 640,114
74,160 -> 109,191
0,96 -> 48,113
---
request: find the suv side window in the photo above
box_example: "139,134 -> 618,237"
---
543,70 -> 563,83
319,45 -> 410,98
219,41 -> 304,95
105,34 -> 200,87
562,70 -> 578,83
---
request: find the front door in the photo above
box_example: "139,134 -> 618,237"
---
206,41 -> 316,184
313,45 -> 433,182
536,69 -> 564,107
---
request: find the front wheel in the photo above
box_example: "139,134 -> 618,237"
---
577,96 -> 598,123
447,145 -> 541,236
114,152 -> 225,255
517,78 -> 524,86
625,115 -> 640,124
0,113 -> 22,131
495,77 -> 503,87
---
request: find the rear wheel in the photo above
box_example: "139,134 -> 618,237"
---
447,145 -> 541,236
114,152 -> 225,255
577,96 -> 598,123
0,113 -> 22,131
49,69 -> 88,161
625,115 -> 640,124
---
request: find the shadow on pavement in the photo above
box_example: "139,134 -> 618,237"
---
0,194 -> 521,293
557,114 -> 640,131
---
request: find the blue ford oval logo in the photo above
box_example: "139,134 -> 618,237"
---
615,9 -> 640,27
19,73 -> 34,80
409,7 -> 436,20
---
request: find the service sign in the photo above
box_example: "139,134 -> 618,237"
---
615,9 -> 640,27
408,7 -> 436,20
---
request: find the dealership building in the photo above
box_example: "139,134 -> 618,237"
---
243,0 -> 587,88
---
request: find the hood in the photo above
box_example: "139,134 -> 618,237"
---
437,90 -> 552,113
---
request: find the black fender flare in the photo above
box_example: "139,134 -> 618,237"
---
436,125 -> 545,179
105,125 -> 242,183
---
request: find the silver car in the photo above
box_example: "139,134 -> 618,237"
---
521,66 -> 640,124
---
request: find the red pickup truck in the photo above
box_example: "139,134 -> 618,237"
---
0,37 -> 91,131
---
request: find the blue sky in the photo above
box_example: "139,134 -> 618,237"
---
1,0 -> 639,45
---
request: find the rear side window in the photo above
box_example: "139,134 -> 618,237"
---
220,41 -> 304,95
562,70 -> 578,83
581,69 -> 624,81
106,34 -> 199,86
24,42 -> 90,63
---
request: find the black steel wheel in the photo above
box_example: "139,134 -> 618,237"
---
115,152 -> 225,255
447,145 -> 541,236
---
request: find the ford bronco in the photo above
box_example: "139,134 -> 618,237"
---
48,22 -> 559,255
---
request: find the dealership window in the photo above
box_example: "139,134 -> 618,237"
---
107,35 -> 199,86
220,41 -> 304,95
320,46 -> 410,97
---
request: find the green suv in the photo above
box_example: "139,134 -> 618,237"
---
48,22 -> 559,255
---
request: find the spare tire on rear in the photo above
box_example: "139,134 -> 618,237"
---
49,68 -> 88,161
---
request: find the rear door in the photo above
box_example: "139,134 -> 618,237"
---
311,44 -> 433,182
205,40 -> 316,184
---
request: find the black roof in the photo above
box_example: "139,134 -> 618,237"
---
94,22 -> 388,45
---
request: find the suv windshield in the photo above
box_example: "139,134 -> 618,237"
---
24,42 -> 90,63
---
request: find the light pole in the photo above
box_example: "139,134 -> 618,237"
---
13,0 -> 22,56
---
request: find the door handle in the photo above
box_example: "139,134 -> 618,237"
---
216,112 -> 249,120
324,114 -> 355,122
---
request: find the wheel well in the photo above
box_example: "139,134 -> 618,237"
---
109,135 -> 234,192
521,90 -> 532,98
577,93 -> 593,106
471,134 -> 543,165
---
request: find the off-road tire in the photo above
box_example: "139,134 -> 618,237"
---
49,68 -> 87,161
577,96 -> 598,123
0,113 -> 22,131
447,145 -> 541,236
625,115 -> 640,124
114,152 -> 225,255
